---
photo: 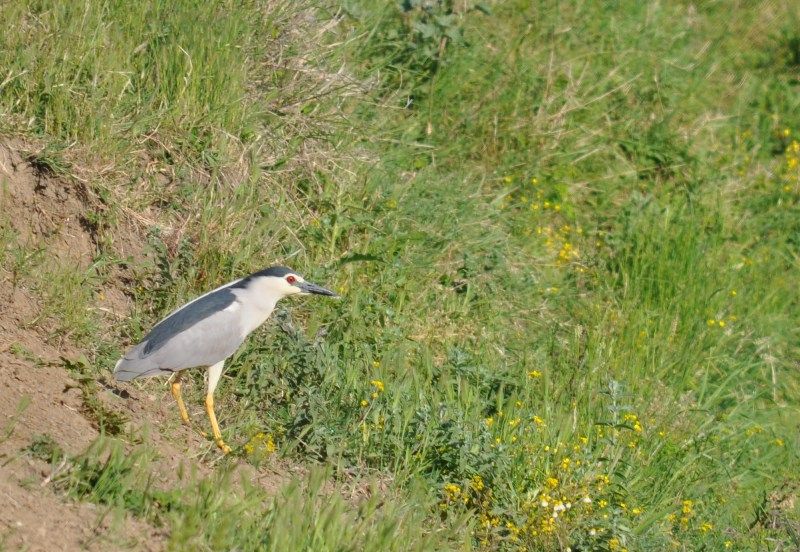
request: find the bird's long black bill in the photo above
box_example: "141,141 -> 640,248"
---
298,281 -> 338,297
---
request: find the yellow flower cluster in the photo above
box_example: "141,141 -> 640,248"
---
664,498 -> 716,539
442,482 -> 465,503
608,537 -> 628,552
786,138 -> 799,171
439,474 -> 494,532
498,175 -> 591,271
536,224 -> 583,268
781,131 -> 799,194
243,432 -> 276,457
451,401 -> 656,549
501,174 -> 563,210
623,413 -> 643,433
361,379 -> 386,408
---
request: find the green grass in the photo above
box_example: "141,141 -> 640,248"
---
2,0 -> 799,550
53,436 -> 466,550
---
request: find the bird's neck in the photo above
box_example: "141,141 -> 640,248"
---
232,279 -> 283,336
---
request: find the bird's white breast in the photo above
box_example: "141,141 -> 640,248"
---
230,286 -> 278,337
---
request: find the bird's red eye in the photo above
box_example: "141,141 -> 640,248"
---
286,275 -> 296,284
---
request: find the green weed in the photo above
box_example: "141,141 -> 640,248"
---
63,356 -> 128,436
25,434 -> 66,464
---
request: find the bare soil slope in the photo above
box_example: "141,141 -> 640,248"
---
0,140 -> 291,551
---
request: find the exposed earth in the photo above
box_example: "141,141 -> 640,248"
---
0,140 -> 294,551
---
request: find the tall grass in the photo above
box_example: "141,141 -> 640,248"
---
1,0 -> 798,550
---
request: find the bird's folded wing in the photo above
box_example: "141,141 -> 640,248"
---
114,301 -> 245,380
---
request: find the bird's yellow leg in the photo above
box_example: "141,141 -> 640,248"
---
170,372 -> 208,437
205,361 -> 231,454
205,393 -> 231,454
170,372 -> 191,425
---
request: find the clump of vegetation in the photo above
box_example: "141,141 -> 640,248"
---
25,434 -> 65,464
63,356 -> 128,436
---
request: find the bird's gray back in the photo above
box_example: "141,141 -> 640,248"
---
140,310 -> 244,369
143,287 -> 238,355
114,285 -> 247,380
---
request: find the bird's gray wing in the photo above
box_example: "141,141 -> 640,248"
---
114,290 -> 246,381
142,285 -> 239,355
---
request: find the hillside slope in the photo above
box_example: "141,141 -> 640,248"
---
1,1 -> 799,550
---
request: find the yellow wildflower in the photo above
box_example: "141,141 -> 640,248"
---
443,483 -> 461,498
244,432 -> 276,456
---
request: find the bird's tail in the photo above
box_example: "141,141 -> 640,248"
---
113,356 -> 171,381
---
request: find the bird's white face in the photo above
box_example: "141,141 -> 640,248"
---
278,273 -> 305,296
253,273 -> 303,299
258,273 -> 337,299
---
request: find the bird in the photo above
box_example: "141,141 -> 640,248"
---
113,266 -> 337,453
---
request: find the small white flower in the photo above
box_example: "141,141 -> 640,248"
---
541,500 -> 549,508
582,496 -> 592,504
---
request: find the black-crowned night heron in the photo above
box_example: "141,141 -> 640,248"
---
113,266 -> 336,453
